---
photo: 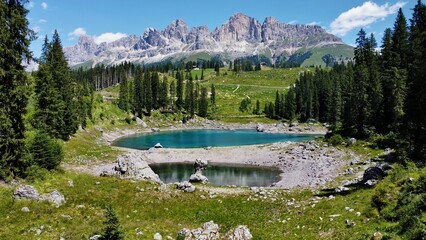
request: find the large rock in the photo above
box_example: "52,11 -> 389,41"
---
194,159 -> 208,172
13,185 -> 66,207
256,123 -> 265,132
112,152 -> 161,183
154,143 -> 163,148
178,222 -> 252,240
42,190 -> 66,207
189,159 -> 209,183
347,138 -> 356,146
154,232 -> 163,240
189,173 -> 209,183
178,221 -> 220,240
176,181 -> 195,193
223,225 -> 253,240
13,185 -> 40,200
135,117 -> 148,128
363,167 -> 386,182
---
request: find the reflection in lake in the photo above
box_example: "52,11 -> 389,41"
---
149,162 -> 282,187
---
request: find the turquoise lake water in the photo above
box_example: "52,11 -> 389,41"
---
149,162 -> 282,187
113,129 -> 320,150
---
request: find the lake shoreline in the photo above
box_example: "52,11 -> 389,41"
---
72,121 -> 353,189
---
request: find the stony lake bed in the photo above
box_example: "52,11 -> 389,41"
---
76,121 -> 362,189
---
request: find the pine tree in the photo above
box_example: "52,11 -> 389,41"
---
405,0 -> 426,159
392,8 -> 410,69
210,84 -> 216,113
169,80 -> 176,110
214,62 -> 220,76
118,71 -> 129,112
28,131 -> 63,170
33,36 -> 65,138
151,72 -> 159,109
176,71 -> 184,110
185,78 -> 195,116
274,91 -> 281,119
284,88 -> 296,120
143,70 -> 152,111
158,76 -> 169,109
193,83 -> 200,113
0,0 -> 34,179
133,68 -> 143,117
99,205 -> 125,240
365,34 -> 383,132
198,87 -> 209,117
50,30 -> 77,140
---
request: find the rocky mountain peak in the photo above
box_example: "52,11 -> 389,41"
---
163,19 -> 189,42
64,13 -> 349,67
213,12 -> 261,42
263,16 -> 278,25
78,34 -> 95,44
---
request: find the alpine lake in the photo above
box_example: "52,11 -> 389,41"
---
113,129 -> 320,187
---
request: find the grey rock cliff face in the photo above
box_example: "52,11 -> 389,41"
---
212,13 -> 262,42
64,13 -> 346,66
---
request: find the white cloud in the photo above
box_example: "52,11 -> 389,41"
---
39,19 -> 47,23
288,20 -> 297,25
68,27 -> 87,40
68,27 -> 127,44
41,2 -> 48,10
93,32 -> 127,44
32,26 -> 41,33
330,1 -> 406,36
307,21 -> 321,26
28,1 -> 34,8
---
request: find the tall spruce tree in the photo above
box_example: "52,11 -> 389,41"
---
405,0 -> 426,159
176,71 -> 184,110
198,87 -> 209,117
169,80 -> 176,110
50,30 -> 77,140
143,70 -> 152,111
210,84 -> 216,113
118,71 -> 129,112
133,68 -> 143,117
33,36 -> 65,138
0,0 -> 34,179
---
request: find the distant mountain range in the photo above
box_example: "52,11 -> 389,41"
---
64,13 -> 354,68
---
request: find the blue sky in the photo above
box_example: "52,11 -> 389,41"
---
27,0 -> 416,57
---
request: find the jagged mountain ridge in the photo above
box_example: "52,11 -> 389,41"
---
64,13 -> 352,67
